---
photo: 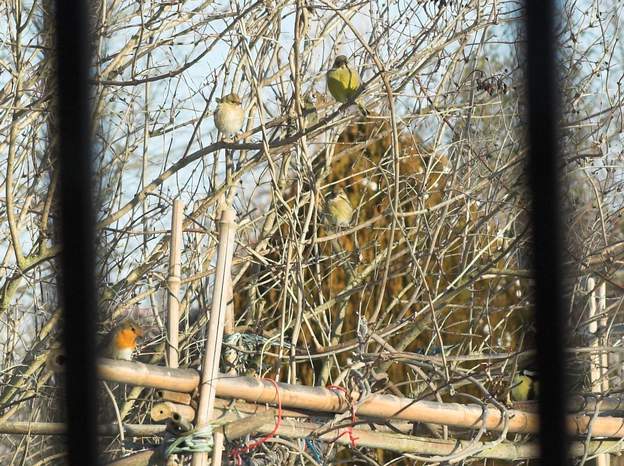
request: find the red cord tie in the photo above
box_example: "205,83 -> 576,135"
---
230,378 -> 282,465
327,385 -> 359,448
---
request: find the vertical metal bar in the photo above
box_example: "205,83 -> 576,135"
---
53,0 -> 97,464
525,1 -> 569,465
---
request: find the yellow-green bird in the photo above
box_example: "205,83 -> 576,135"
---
326,55 -> 361,104
511,369 -> 539,401
326,188 -> 354,227
301,92 -> 318,128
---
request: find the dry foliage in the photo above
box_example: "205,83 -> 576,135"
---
0,0 -> 623,464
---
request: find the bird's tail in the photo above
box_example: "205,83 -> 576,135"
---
356,100 -> 370,117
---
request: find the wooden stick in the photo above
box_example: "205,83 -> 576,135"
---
167,199 -> 184,368
192,207 -> 237,466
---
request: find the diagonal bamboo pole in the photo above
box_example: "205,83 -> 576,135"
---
192,207 -> 237,466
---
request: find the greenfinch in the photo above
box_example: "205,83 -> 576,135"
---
301,92 -> 318,128
326,55 -> 361,104
511,369 -> 539,401
214,93 -> 244,138
326,188 -> 354,227
102,319 -> 144,361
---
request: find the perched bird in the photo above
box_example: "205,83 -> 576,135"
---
326,55 -> 361,104
301,92 -> 318,128
325,188 -> 354,228
511,369 -> 539,401
102,319 -> 144,361
214,93 -> 244,139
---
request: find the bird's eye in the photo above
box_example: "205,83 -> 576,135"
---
131,327 -> 135,332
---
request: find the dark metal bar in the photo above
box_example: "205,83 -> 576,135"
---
54,0 -> 97,463
525,1 -> 569,465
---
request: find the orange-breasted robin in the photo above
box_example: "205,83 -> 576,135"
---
102,319 -> 144,361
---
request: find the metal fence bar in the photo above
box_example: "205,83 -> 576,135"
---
54,0 -> 98,463
525,1 -> 569,465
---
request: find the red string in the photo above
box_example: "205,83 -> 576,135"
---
327,384 -> 358,448
230,378 -> 282,465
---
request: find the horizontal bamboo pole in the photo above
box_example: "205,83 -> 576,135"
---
257,419 -> 624,460
97,358 -> 199,392
0,400 -> 307,437
97,359 -> 624,437
0,422 -> 165,436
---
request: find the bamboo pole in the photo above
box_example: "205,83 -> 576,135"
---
167,199 -> 184,368
96,358 -> 624,438
192,207 -> 237,466
97,358 -> 199,392
589,277 -> 601,392
598,281 -> 611,466
254,419 -> 624,460
589,278 -> 610,466
213,258 -> 237,465
97,359 -> 624,416
599,282 -> 609,393
0,422 -> 165,436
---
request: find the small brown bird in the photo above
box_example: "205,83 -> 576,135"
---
103,319 -> 144,361
326,188 -> 354,227
214,93 -> 244,138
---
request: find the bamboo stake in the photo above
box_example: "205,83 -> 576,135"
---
192,207 -> 237,466
588,277 -> 601,391
213,262 -> 237,466
599,282 -> 609,393
598,280 -> 611,466
167,199 -> 184,368
589,278 -> 608,466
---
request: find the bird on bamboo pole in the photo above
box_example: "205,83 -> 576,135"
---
102,319 -> 144,361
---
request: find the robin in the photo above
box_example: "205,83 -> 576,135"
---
214,93 -> 244,139
102,319 -> 144,361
